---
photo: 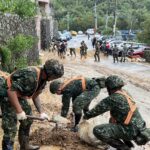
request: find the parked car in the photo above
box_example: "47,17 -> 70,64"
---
78,31 -> 83,35
132,46 -> 150,57
86,28 -> 95,35
57,31 -> 67,41
71,31 -> 77,36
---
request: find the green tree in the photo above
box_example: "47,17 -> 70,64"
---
0,0 -> 36,18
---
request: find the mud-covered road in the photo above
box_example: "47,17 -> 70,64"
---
0,47 -> 150,150
30,49 -> 150,150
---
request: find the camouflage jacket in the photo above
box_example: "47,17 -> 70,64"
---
84,91 -> 145,130
10,67 -> 46,97
61,78 -> 100,112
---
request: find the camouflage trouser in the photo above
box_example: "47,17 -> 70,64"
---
93,123 -> 139,142
73,85 -> 100,115
1,97 -> 33,142
70,48 -> 76,57
94,51 -> 100,62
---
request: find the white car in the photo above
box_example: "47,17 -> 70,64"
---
86,28 -> 95,35
78,31 -> 83,35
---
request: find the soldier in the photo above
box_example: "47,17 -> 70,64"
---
83,75 -> 150,150
1,59 -> 64,150
120,43 -> 128,62
49,76 -> 106,132
80,41 -> 88,59
69,48 -> 76,57
94,41 -> 100,62
112,44 -> 119,63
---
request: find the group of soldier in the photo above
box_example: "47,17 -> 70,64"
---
0,58 -> 150,150
49,40 -> 67,59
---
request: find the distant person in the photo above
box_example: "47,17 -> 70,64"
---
87,33 -> 90,40
112,44 -> 119,63
120,43 -> 128,62
69,48 -> 76,57
94,41 -> 100,62
106,42 -> 111,55
128,44 -> 134,56
80,41 -> 88,59
92,37 -> 97,48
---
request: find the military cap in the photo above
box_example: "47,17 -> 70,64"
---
44,59 -> 64,78
50,80 -> 62,94
105,75 -> 124,90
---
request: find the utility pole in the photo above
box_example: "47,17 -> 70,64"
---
105,10 -> 109,31
94,0 -> 98,34
67,12 -> 70,31
113,0 -> 117,37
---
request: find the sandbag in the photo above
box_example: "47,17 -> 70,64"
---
78,119 -> 108,149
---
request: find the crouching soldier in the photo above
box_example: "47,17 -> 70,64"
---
49,76 -> 106,132
83,75 -> 150,150
1,59 -> 64,150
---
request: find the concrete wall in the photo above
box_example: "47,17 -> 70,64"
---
0,12 -> 39,64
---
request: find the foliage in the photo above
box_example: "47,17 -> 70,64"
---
52,0 -> 150,34
137,18 -> 150,44
0,0 -> 36,18
0,34 -> 36,72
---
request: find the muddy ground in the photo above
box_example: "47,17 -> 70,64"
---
0,50 -> 150,150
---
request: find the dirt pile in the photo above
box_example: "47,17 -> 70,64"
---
30,128 -> 102,150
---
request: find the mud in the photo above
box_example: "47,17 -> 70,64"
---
30,128 -> 101,150
0,50 -> 150,150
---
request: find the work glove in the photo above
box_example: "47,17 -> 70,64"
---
52,114 -> 71,124
17,111 -> 27,120
40,113 -> 50,121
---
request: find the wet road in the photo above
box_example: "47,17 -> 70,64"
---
67,34 -> 150,79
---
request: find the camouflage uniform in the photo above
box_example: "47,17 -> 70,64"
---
1,67 -> 46,149
120,44 -> 128,62
50,77 -> 106,131
94,42 -> 100,62
60,78 -> 100,117
84,75 -> 150,150
112,45 -> 119,63
69,48 -> 76,57
80,41 -> 88,59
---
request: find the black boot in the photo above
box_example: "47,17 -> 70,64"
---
2,137 -> 14,150
19,135 -> 40,150
123,140 -> 134,148
18,125 -> 40,150
70,114 -> 82,132
105,138 -> 131,150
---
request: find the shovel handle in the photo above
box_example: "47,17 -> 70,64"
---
0,114 -> 57,123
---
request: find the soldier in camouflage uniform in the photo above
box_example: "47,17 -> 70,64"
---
83,75 -> 150,150
80,41 -> 88,59
69,48 -> 76,57
94,41 -> 100,62
112,44 -> 119,63
50,76 -> 106,132
1,59 -> 64,150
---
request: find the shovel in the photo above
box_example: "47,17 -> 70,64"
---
0,114 -> 58,130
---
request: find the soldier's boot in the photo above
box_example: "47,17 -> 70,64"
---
106,138 -> 131,150
2,137 -> 14,150
71,114 -> 82,132
123,140 -> 134,148
19,135 -> 40,150
18,125 -> 40,150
